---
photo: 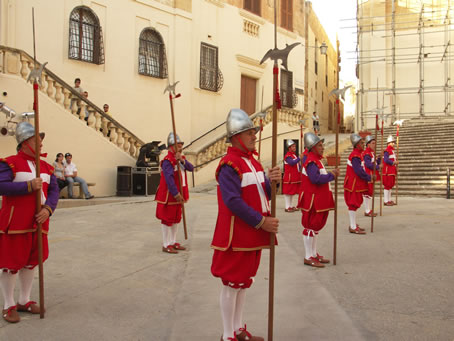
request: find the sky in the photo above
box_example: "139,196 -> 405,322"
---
310,0 -> 358,85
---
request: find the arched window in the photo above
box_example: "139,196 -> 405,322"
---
69,6 -> 104,64
138,28 -> 168,78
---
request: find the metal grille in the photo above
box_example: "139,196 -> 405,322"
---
280,69 -> 295,108
138,28 -> 168,78
200,43 -> 223,92
69,7 -> 104,64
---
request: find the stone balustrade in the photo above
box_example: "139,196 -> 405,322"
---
188,107 -> 307,171
0,45 -> 143,159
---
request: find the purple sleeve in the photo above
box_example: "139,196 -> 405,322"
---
218,165 -> 263,228
0,162 -> 30,196
265,177 -> 271,197
302,155 -> 307,165
352,157 -> 371,182
285,156 -> 300,166
376,156 -> 381,170
364,154 -> 374,170
183,159 -> 194,172
307,162 -> 334,184
162,160 -> 179,197
384,152 -> 393,165
44,174 -> 59,212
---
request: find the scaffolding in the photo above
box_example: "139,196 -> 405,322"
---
351,0 -> 454,130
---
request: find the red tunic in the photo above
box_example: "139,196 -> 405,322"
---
282,151 -> 301,195
0,154 -> 54,271
344,148 -> 368,210
211,148 -> 272,251
0,154 -> 53,234
299,152 -> 334,236
211,147 -> 275,288
383,145 -> 397,190
363,147 -> 381,197
155,151 -> 189,226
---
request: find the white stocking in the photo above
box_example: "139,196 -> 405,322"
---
364,196 -> 370,213
284,195 -> 292,209
233,288 -> 247,335
348,210 -> 356,229
0,271 -> 17,309
389,189 -> 393,201
384,189 -> 389,203
220,285 -> 239,340
311,234 -> 318,258
303,235 -> 313,259
18,268 -> 35,305
170,224 -> 178,245
161,224 -> 169,247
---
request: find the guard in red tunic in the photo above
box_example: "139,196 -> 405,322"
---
383,135 -> 398,206
362,135 -> 381,217
211,109 -> 280,341
344,134 -> 373,235
298,133 -> 339,268
0,122 -> 59,323
155,132 -> 193,254
282,139 -> 302,212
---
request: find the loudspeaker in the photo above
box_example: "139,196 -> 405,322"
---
133,172 -> 160,195
117,166 -> 132,196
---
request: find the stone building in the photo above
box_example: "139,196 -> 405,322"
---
0,0 -> 339,195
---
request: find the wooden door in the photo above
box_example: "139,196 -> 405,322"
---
240,75 -> 257,115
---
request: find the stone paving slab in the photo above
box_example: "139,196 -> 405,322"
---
0,193 -> 453,341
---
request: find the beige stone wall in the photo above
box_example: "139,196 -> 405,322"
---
1,0 -> 339,188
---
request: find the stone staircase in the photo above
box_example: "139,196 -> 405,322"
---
327,119 -> 454,197
0,45 -> 144,158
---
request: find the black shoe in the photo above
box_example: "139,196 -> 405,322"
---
86,195 -> 95,200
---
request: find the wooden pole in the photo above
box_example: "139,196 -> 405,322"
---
395,125 -> 400,205
258,118 -> 263,161
268,1 -> 278,337
31,8 -> 45,319
379,119 -> 384,216
168,93 -> 188,240
333,98 -> 339,265
371,114 -> 379,233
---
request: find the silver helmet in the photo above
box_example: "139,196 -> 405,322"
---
304,132 -> 324,151
167,132 -> 183,147
286,139 -> 296,149
15,122 -> 45,146
226,108 -> 259,142
365,134 -> 375,145
387,135 -> 396,144
350,133 -> 362,147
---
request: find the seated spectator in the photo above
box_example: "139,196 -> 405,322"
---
64,153 -> 94,200
53,153 -> 68,191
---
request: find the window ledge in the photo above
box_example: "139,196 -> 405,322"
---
194,87 -> 222,95
238,8 -> 266,26
205,0 -> 225,8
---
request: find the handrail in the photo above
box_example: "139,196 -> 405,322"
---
0,45 -> 144,146
183,105 -> 273,150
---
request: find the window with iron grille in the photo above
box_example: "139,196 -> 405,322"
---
200,43 -> 223,92
244,0 -> 261,16
138,28 -> 168,78
69,6 -> 104,64
280,0 -> 293,31
280,69 -> 294,108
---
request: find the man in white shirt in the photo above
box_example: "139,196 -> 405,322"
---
64,153 -> 94,199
